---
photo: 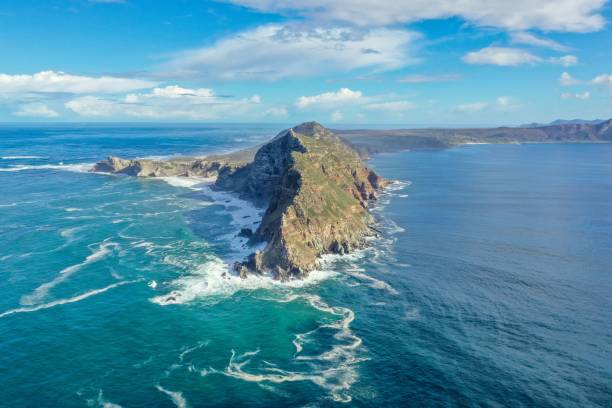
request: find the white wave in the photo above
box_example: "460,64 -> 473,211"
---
1,155 -> 47,159
0,203 -> 17,208
60,225 -> 86,239
155,385 -> 189,408
158,176 -> 215,190
65,207 -> 82,212
342,267 -> 398,295
0,280 -> 140,319
0,163 -> 94,173
20,242 -> 119,305
385,180 -> 411,192
150,255 -> 335,306
92,390 -> 122,408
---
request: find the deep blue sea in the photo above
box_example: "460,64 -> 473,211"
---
1,124 -> 611,407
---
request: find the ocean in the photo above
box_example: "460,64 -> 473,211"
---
0,124 -> 611,407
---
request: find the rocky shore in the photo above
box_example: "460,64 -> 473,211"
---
93,122 -> 388,280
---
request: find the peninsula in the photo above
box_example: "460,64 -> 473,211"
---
94,122 -> 388,280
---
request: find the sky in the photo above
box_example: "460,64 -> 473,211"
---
0,0 -> 611,125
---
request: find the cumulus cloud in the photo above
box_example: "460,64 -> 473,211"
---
65,85 -> 262,120
561,91 -> 590,100
162,24 -> 419,80
560,72 -> 581,86
510,32 -> 570,51
462,46 -> 541,66
13,102 -> 59,118
0,71 -> 156,94
224,0 -> 607,32
550,55 -> 579,67
398,74 -> 462,83
296,88 -> 363,109
456,97 -> 517,112
592,74 -> 612,87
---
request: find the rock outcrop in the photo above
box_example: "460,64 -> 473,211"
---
92,149 -> 256,178
93,122 -> 388,281
223,122 -> 387,280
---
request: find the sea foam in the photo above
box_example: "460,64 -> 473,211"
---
20,241 -> 119,306
0,280 -> 140,319
0,163 -> 94,173
155,385 -> 189,408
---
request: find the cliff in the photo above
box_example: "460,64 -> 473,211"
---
223,122 -> 387,280
93,122 -> 387,280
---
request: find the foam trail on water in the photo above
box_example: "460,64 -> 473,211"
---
20,242 -> 119,305
155,385 -> 189,408
0,163 -> 94,173
0,280 -> 140,319
218,293 -> 363,403
93,390 -> 122,408
1,155 -> 47,159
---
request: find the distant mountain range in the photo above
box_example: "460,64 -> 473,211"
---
337,118 -> 612,157
521,119 -> 606,128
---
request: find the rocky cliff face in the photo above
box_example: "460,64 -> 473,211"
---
92,150 -> 255,179
92,122 -> 387,281
223,122 -> 387,280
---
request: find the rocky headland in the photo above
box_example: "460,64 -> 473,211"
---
93,122 -> 388,280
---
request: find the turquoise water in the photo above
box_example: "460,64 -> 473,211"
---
1,125 -> 611,407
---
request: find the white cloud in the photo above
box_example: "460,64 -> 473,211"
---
550,55 -> 578,67
0,71 -> 156,94
560,72 -> 581,86
264,106 -> 289,118
65,85 -> 262,120
398,74 -> 461,83
330,110 -> 344,122
462,47 -> 541,66
225,0 -> 607,32
463,47 -> 579,67
561,91 -> 590,100
365,101 -> 415,111
592,74 -> 612,87
510,32 -> 569,51
13,102 -> 59,118
455,102 -> 490,112
455,96 -> 517,112
296,88 -> 363,109
163,24 -> 419,80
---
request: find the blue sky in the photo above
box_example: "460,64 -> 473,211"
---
0,0 -> 611,125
